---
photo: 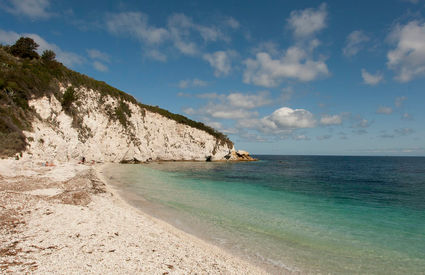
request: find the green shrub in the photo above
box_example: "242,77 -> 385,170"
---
0,42 -> 233,157
114,101 -> 131,127
41,50 -> 56,62
62,87 -> 76,111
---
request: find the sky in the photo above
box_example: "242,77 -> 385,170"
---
0,0 -> 425,156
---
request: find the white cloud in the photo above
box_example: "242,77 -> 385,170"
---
244,5 -> 329,88
0,29 -> 84,67
261,107 -> 316,131
207,108 -> 257,119
252,41 -> 280,56
181,90 -> 273,123
166,14 -> 199,55
182,107 -> 196,115
0,29 -> 20,45
225,17 -> 240,29
227,91 -> 272,109
320,114 -> 342,125
87,49 -> 110,62
343,30 -> 370,57
402,112 -> 413,120
203,51 -> 233,77
106,12 -> 169,45
351,116 -> 372,129
145,49 -> 167,62
287,3 -> 327,38
104,11 -> 236,62
93,61 -> 108,72
196,93 -> 221,99
376,106 -> 393,114
243,46 -> 329,87
106,12 -> 232,59
294,134 -> 310,141
361,69 -> 383,85
395,96 -> 407,108
167,13 -> 229,56
387,20 -> 425,82
2,0 -> 52,19
178,78 -> 208,89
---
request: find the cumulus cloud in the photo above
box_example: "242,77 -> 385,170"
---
235,107 -> 316,135
387,20 -> 425,82
402,112 -> 413,120
320,114 -> 342,125
106,11 -> 231,59
87,49 -> 110,62
261,107 -> 316,131
183,91 -> 272,116
227,91 -> 272,109
178,78 -> 208,89
181,90 -> 277,124
287,3 -> 327,38
106,12 -> 169,45
395,96 -> 407,108
167,13 -> 230,56
243,45 -> 329,87
206,107 -> 257,119
1,0 -> 52,19
0,29 -> 84,67
87,49 -> 110,72
361,69 -> 383,85
203,51 -> 234,77
0,29 -> 20,45
252,41 -> 280,56
225,17 -> 240,29
376,106 -> 393,114
106,12 -> 233,60
351,117 -> 373,129
145,49 -> 167,62
343,30 -> 370,57
93,61 -> 108,72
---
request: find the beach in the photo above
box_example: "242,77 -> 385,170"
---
0,159 -> 266,274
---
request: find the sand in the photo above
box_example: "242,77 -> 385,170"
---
0,159 -> 267,274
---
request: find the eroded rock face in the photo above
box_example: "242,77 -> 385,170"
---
233,150 -> 257,161
23,86 -> 239,162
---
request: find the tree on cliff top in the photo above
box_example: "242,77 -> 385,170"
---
10,37 -> 39,59
41,49 -> 56,62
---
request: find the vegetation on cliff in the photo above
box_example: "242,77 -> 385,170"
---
0,37 -> 232,157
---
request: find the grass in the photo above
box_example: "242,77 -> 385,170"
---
0,46 -> 232,157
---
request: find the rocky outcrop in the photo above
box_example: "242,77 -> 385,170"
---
22,85 -> 250,163
230,150 -> 257,161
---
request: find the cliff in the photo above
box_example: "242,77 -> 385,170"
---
26,85 -> 235,162
0,45 -> 253,162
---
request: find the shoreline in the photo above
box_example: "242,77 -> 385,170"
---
0,159 -> 267,274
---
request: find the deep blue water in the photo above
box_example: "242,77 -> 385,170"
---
104,155 -> 425,274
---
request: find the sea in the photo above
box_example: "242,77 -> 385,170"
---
102,155 -> 425,274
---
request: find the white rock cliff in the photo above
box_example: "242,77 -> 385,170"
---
23,85 -> 242,162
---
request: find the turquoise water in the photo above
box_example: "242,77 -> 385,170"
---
103,156 -> 425,274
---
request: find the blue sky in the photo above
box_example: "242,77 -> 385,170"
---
1,0 -> 424,156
